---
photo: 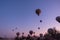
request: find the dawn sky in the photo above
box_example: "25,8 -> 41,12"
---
0,0 -> 60,37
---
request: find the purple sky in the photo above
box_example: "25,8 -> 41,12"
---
0,0 -> 60,37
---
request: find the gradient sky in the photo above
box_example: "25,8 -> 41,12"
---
0,0 -> 60,38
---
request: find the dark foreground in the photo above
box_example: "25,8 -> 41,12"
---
0,28 -> 60,40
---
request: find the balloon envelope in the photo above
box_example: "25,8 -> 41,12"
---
15,27 -> 17,29
35,9 -> 41,16
56,16 -> 60,23
16,32 -> 20,36
38,27 -> 40,29
12,29 -> 14,31
29,30 -> 33,35
22,32 -> 24,34
40,20 -> 42,22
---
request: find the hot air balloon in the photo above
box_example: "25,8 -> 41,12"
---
56,16 -> 60,23
29,30 -> 33,35
35,9 -> 41,16
16,32 -> 20,36
22,32 -> 24,35
48,28 -> 53,34
22,32 -> 24,37
15,27 -> 18,30
40,20 -> 42,22
12,29 -> 14,31
38,27 -> 40,30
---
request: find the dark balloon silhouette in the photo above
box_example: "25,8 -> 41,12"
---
12,29 -> 14,31
40,20 -> 42,22
15,27 -> 18,30
22,32 -> 24,34
15,32 -> 20,40
48,28 -> 53,34
16,32 -> 20,36
22,32 -> 24,36
38,27 -> 40,30
29,30 -> 33,35
56,16 -> 60,23
35,9 -> 41,16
